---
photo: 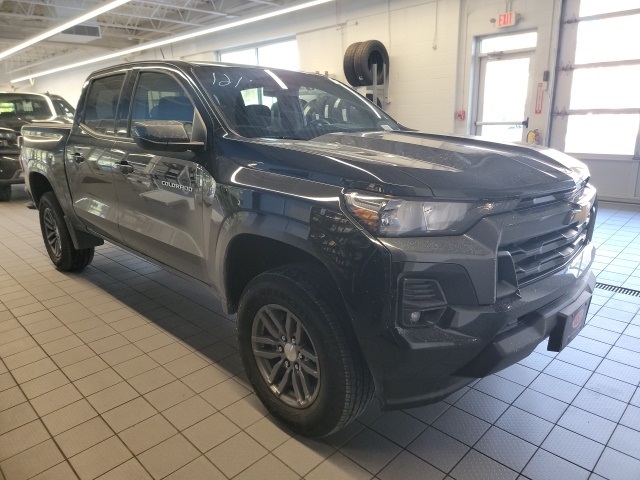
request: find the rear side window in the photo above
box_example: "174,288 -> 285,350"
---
83,74 -> 126,135
130,72 -> 195,138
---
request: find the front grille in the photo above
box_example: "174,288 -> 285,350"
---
503,224 -> 588,285
499,186 -> 596,286
515,189 -> 574,210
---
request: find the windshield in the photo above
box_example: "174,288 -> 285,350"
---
0,93 -> 54,120
193,64 -> 401,140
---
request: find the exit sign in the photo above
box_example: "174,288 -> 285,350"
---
497,11 -> 517,27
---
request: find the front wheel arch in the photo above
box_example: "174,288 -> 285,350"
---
28,172 -> 54,207
224,234 -> 333,312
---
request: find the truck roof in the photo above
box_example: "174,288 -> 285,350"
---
89,60 -> 321,77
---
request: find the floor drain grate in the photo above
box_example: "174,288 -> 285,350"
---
595,282 -> 640,297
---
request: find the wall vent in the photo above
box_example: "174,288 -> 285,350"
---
50,23 -> 101,44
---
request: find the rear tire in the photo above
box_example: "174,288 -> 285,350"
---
0,185 -> 11,202
237,264 -> 374,437
38,192 -> 94,272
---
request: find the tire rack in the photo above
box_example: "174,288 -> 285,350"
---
357,63 -> 389,110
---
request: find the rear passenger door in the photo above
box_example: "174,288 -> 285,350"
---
111,69 -> 210,282
66,73 -> 125,241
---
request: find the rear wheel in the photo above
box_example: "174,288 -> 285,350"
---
0,185 -> 11,202
39,192 -> 94,271
237,264 -> 374,437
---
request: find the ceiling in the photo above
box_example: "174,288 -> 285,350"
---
0,0 -> 300,89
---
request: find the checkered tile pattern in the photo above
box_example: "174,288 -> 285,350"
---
1,186 -> 639,480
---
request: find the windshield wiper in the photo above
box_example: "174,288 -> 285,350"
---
262,135 -> 305,140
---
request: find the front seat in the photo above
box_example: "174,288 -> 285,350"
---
235,103 -> 271,137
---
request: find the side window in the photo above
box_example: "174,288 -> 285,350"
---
51,97 -> 75,119
83,74 -> 125,135
131,72 -> 194,138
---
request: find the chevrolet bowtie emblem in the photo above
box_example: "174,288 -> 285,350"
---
570,203 -> 590,224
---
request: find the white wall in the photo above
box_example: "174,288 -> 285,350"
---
297,0 -> 460,132
20,0 -> 561,137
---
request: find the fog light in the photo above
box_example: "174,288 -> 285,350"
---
399,278 -> 448,328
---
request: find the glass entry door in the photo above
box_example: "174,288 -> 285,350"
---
473,32 -> 537,142
475,53 -> 533,141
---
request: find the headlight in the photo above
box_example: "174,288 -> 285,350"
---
344,192 -> 517,237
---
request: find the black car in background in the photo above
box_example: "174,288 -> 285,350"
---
0,92 -> 74,201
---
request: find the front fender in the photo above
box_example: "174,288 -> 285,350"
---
211,188 -> 393,338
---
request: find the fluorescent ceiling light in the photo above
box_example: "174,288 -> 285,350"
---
0,0 -> 132,62
12,0 -> 334,83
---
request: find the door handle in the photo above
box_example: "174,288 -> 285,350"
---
72,152 -> 84,163
119,161 -> 134,174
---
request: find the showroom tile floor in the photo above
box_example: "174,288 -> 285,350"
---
1,186 -> 639,480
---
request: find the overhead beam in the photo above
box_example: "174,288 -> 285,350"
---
99,9 -> 207,28
133,0 -> 236,17
0,0 -> 133,61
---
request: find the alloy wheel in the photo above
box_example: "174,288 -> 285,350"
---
42,207 -> 61,258
251,304 -> 320,408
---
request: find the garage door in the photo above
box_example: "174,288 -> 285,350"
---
550,0 -> 640,202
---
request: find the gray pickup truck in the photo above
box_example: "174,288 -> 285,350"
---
21,60 -> 597,437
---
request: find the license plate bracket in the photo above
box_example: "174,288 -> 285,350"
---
547,291 -> 592,352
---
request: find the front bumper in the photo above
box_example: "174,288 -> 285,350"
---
0,152 -> 24,185
361,243 -> 595,410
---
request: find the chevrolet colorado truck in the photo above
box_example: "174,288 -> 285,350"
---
21,61 -> 597,437
0,92 -> 74,201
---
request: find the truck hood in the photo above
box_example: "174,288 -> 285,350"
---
225,131 -> 589,200
0,116 -> 72,135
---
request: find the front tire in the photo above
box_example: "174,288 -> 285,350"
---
38,192 -> 94,271
238,265 -> 374,437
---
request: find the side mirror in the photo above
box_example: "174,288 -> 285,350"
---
132,110 -> 206,152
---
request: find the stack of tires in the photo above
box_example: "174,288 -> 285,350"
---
343,40 -> 389,87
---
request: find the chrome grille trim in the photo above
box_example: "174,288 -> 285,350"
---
499,185 -> 596,286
